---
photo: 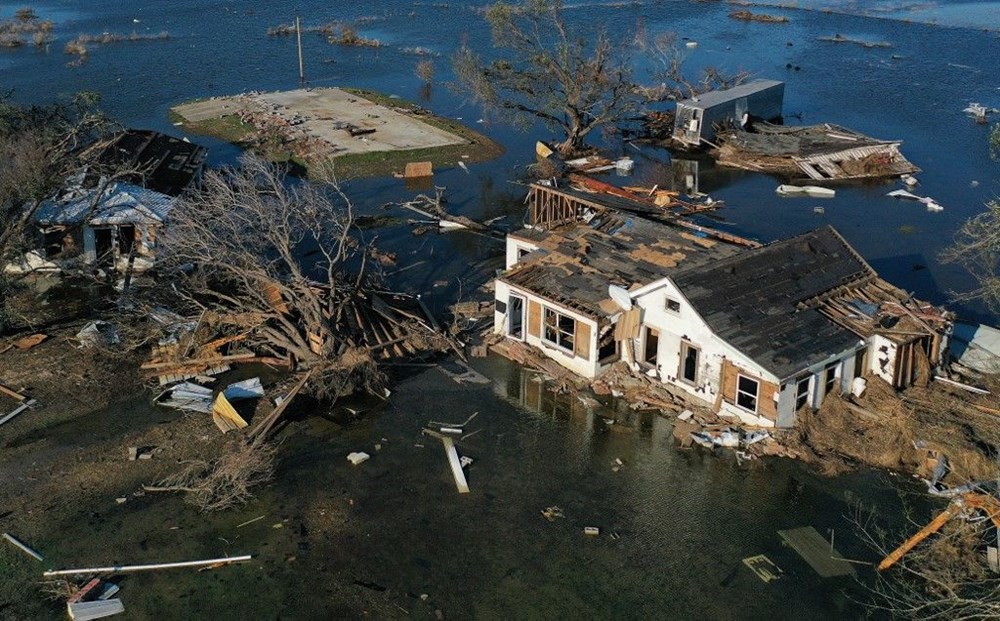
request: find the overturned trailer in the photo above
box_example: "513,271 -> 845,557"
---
673,79 -> 784,147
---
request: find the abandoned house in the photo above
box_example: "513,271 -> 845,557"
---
714,122 -> 919,181
672,79 -> 784,147
29,181 -> 178,273
4,130 -> 206,275
493,183 -> 952,427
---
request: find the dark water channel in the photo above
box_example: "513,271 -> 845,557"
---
26,357 -> 923,619
1,0 -> 995,617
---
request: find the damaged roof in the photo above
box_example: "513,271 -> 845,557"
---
90,130 -> 207,196
673,225 -> 873,379
720,123 -> 898,158
503,210 -> 744,318
35,182 -> 177,226
677,79 -> 784,110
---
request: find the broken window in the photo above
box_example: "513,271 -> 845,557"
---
117,224 -> 137,256
42,226 -> 68,258
824,364 -> 838,397
644,327 -> 659,365
597,323 -> 618,363
680,342 -> 700,383
542,307 -> 575,352
795,375 -> 811,410
508,295 -> 524,340
665,298 -> 681,313
736,375 -> 759,412
516,246 -> 531,261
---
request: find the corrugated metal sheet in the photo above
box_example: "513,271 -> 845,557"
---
34,182 -> 177,225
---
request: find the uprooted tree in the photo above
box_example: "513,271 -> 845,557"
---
453,0 -> 637,155
0,92 -> 114,333
855,487 -> 1000,620
159,155 -> 390,399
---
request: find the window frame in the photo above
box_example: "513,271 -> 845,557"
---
542,306 -> 576,353
665,297 -> 681,314
795,375 -> 811,411
679,341 -> 700,384
824,363 -> 838,397
736,374 -> 759,413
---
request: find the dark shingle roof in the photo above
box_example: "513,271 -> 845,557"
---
673,225 -> 872,379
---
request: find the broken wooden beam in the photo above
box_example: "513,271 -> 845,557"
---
248,371 -> 311,445
442,436 -> 470,494
0,383 -> 27,402
140,353 -> 257,371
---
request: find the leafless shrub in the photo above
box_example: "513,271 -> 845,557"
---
415,59 -> 434,84
0,33 -> 23,47
63,40 -> 87,55
150,439 -> 276,512
854,498 -> 1000,619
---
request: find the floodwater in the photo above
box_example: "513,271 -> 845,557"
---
1,0 -> 995,617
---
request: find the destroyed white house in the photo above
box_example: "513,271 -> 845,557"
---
493,183 -> 952,427
7,130 -> 206,275
672,79 -> 784,147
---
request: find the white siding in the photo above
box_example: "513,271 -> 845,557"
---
632,278 -> 777,415
505,236 -> 540,270
869,334 -> 898,385
494,280 -> 600,378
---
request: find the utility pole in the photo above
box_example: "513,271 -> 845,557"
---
296,16 -> 305,89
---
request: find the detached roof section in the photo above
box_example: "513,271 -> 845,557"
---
676,79 -> 784,111
35,182 -> 177,226
504,209 -> 743,318
673,226 -> 872,379
89,130 -> 208,196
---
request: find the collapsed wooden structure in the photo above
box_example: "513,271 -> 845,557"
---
714,122 -> 919,181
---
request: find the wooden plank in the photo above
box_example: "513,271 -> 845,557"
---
574,320 -> 591,360
0,383 -> 27,402
778,527 -> 855,577
212,393 -> 248,433
441,436 -> 470,494
528,300 -> 541,338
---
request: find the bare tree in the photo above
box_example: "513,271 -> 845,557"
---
855,495 -> 1000,620
941,130 -> 1000,314
634,29 -> 751,102
0,92 -> 115,333
159,155 -> 388,398
453,0 -> 637,155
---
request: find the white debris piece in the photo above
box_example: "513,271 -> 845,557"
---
347,452 -> 371,466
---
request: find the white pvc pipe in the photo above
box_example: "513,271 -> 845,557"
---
42,555 -> 252,577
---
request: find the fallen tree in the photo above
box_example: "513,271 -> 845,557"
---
158,155 -> 449,399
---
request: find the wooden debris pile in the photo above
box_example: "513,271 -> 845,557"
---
714,122 -> 919,181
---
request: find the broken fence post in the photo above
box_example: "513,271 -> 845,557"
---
42,554 -> 252,577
